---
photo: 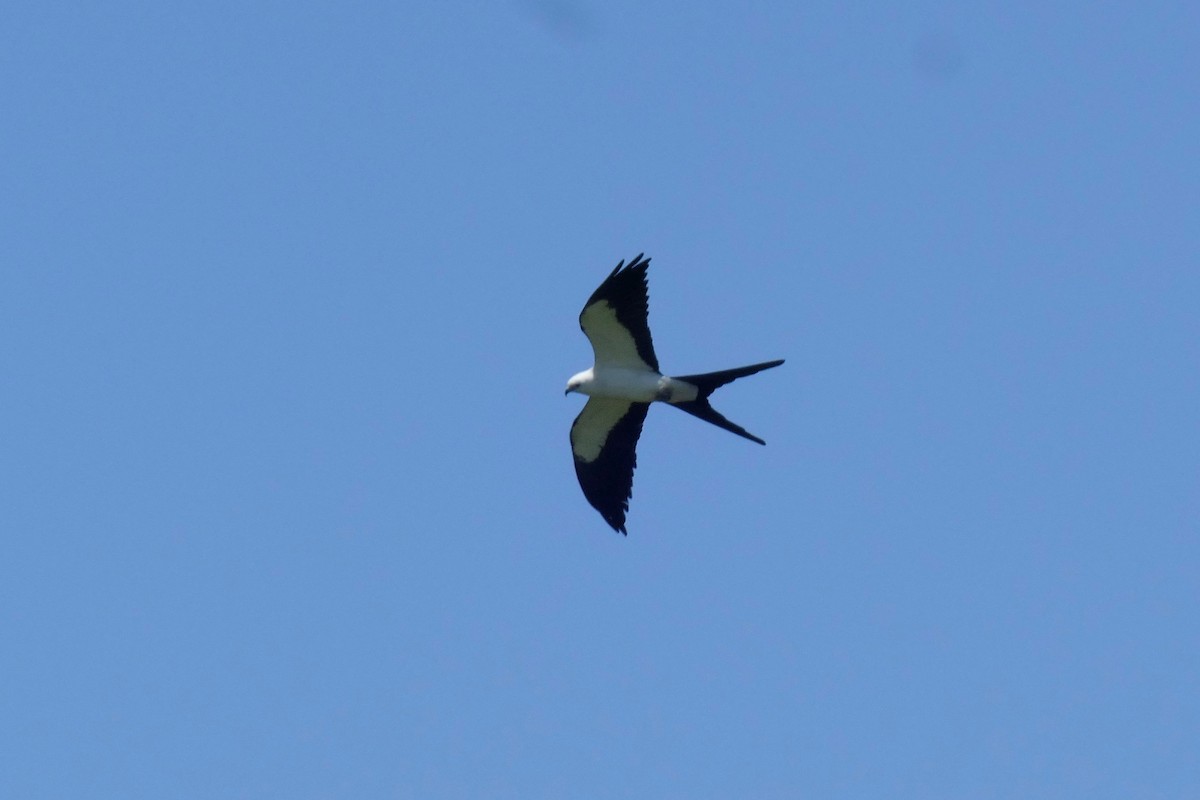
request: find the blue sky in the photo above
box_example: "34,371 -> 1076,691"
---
3,1 -> 1198,797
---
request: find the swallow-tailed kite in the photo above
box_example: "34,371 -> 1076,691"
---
565,254 -> 783,534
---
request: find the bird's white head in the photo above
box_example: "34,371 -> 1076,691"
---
564,368 -> 594,396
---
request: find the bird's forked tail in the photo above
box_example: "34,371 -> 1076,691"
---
669,359 -> 784,445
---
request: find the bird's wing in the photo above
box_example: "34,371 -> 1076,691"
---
578,254 -> 659,372
570,398 -> 651,534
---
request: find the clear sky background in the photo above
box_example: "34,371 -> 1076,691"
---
3,2 -> 1198,797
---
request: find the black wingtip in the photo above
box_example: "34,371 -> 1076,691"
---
610,253 -> 649,277
602,511 -> 628,535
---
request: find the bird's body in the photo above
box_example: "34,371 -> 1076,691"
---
565,367 -> 699,404
565,254 -> 783,534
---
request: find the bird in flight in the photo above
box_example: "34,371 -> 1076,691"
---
565,254 -> 783,534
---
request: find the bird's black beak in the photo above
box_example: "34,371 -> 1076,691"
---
564,388 -> 571,396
